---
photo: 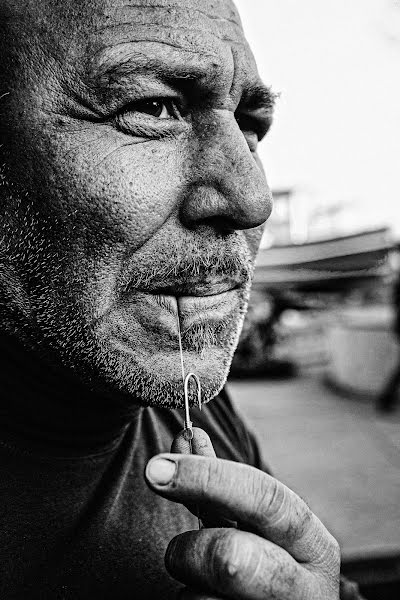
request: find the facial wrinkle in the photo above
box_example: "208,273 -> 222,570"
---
96,22 -> 242,46
103,0 -> 240,26
97,10 -> 240,29
90,40 -> 234,110
226,43 -> 258,109
92,38 -> 216,61
88,3 -> 245,98
92,32 -> 237,66
98,2 -> 244,49
97,7 -> 241,34
228,44 -> 237,104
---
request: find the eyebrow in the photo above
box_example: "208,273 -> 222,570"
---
240,84 -> 278,115
90,53 -> 277,116
92,52 -> 213,87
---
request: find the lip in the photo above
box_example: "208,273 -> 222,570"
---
144,287 -> 240,332
106,278 -> 244,351
123,278 -> 240,316
101,282 -> 243,362
161,281 -> 239,297
149,288 -> 237,314
125,277 -> 241,297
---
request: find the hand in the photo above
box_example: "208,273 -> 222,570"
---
145,429 -> 340,599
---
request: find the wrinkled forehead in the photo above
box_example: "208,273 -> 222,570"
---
98,0 -> 243,45
4,0 -> 246,51
2,0 -> 261,110
89,0 -> 252,84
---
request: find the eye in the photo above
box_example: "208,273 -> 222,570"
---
125,99 -> 176,119
235,112 -> 270,153
235,114 -> 259,152
114,97 -> 189,139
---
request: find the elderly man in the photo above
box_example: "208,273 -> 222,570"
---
0,1 -> 362,598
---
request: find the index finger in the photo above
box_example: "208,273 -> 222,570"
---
145,454 -> 339,565
171,427 -> 217,457
171,428 -> 237,529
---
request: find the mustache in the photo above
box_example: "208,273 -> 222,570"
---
122,237 -> 254,293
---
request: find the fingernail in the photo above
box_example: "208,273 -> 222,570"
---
146,458 -> 176,485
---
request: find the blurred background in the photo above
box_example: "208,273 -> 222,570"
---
228,1 -> 400,598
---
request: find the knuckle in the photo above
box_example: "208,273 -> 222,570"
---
271,553 -> 298,594
276,489 -> 312,545
307,528 -> 341,590
295,501 -> 313,537
315,527 -> 341,569
261,545 -> 303,599
210,529 -> 242,586
326,534 -> 341,571
252,474 -> 317,548
251,472 -> 281,520
199,458 -> 222,498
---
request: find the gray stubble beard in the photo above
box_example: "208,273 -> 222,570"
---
0,167 -> 253,410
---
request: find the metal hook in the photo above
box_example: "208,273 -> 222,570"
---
183,372 -> 202,438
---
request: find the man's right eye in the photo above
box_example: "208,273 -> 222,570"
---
113,97 -> 190,139
123,99 -> 176,120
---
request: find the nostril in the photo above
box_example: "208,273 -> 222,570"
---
180,208 -> 236,233
195,215 -> 237,234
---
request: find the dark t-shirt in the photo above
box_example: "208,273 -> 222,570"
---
0,335 -> 363,600
0,388 -> 263,599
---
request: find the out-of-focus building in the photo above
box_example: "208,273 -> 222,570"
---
254,227 -> 395,298
260,188 -> 294,247
232,188 -> 400,395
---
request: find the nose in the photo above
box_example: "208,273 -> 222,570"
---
180,110 -> 272,232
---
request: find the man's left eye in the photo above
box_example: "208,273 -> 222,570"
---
126,99 -> 176,119
235,113 -> 261,153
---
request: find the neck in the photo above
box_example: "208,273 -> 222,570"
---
0,332 -> 140,453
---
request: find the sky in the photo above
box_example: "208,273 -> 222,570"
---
235,0 -> 400,237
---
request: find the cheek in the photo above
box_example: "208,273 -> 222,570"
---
5,111 -> 187,257
49,134 -> 187,252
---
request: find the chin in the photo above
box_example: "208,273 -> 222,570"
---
93,309 -> 245,410
86,275 -> 250,409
